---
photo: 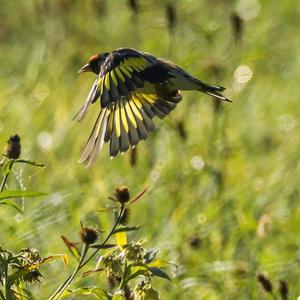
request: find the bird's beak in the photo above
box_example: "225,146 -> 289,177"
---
78,64 -> 92,73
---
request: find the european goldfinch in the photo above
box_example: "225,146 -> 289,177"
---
76,48 -> 230,166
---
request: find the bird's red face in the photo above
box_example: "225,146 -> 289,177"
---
78,53 -> 108,74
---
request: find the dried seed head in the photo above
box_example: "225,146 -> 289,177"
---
125,243 -> 144,262
108,272 -> 121,289
4,134 -> 21,159
278,280 -> 288,300
115,186 -> 130,204
20,248 -> 41,265
23,270 -> 43,283
256,272 -> 273,293
188,235 -> 201,249
80,226 -> 99,244
127,0 -> 139,14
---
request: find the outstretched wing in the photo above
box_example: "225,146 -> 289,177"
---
73,48 -> 175,122
97,48 -> 176,107
76,48 -> 183,166
79,90 -> 182,166
73,79 -> 99,122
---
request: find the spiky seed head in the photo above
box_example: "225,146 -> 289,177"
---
256,272 -> 273,293
23,270 -> 43,283
4,134 -> 21,159
115,186 -> 130,204
80,226 -> 99,244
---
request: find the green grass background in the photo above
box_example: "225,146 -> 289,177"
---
1,0 -> 300,298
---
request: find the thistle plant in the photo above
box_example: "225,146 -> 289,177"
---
0,248 -> 67,300
49,186 -> 172,300
0,135 -> 45,211
0,135 -> 67,300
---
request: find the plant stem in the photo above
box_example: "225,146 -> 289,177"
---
49,244 -> 88,300
3,261 -> 11,300
80,205 -> 125,269
0,161 -> 14,192
48,205 -> 125,300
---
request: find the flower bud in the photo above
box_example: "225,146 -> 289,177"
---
115,186 -> 130,204
80,226 -> 98,244
4,135 -> 21,159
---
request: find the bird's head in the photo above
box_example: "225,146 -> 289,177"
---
78,53 -> 109,74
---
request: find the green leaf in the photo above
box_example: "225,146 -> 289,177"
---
0,199 -> 23,212
147,259 -> 169,268
41,254 -> 69,267
113,225 -> 140,234
112,292 -> 125,300
15,159 -> 45,168
61,287 -> 110,299
90,244 -> 117,249
61,236 -> 81,260
2,159 -> 14,176
0,190 -> 45,201
93,288 -> 111,299
148,267 -> 171,281
124,264 -> 149,282
81,268 -> 105,278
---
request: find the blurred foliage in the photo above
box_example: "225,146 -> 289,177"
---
1,0 -> 300,298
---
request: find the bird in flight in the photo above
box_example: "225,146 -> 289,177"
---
75,48 -> 230,166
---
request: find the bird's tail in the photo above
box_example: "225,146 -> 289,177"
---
193,78 -> 231,102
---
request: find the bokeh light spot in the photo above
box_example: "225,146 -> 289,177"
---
37,131 -> 53,150
198,213 -> 207,224
191,156 -> 205,171
234,65 -> 253,83
236,0 -> 261,21
278,114 -> 295,132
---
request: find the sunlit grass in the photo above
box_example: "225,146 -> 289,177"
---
1,0 -> 300,298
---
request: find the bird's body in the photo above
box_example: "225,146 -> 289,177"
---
76,48 -> 230,166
